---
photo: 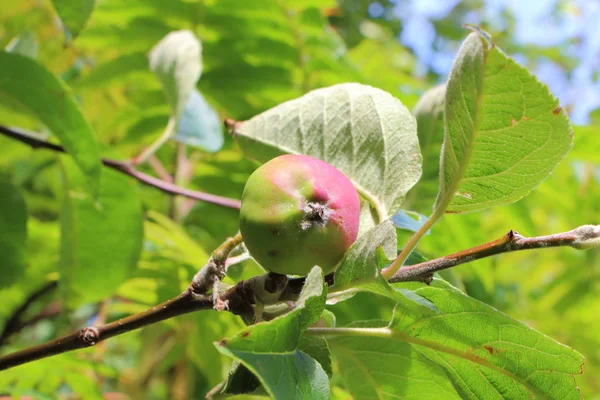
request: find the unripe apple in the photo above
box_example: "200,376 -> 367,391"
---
239,154 -> 360,276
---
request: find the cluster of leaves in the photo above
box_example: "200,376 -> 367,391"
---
0,0 -> 599,399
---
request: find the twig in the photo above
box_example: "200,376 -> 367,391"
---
148,155 -> 174,183
0,270 -> 300,371
0,281 -> 58,345
191,234 -> 244,298
0,289 -> 212,371
2,225 -> 597,371
390,225 -> 600,283
0,125 -> 241,210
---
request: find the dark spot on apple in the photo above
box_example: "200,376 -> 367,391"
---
268,250 -> 279,257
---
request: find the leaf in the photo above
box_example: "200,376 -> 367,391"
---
59,161 -> 143,307
405,84 -> 445,210
391,279 -> 584,399
5,31 -> 39,59
328,331 -> 462,399
173,89 -> 224,152
234,83 -> 422,220
324,278 -> 584,399
149,30 -> 202,121
51,0 -> 96,41
334,221 -> 397,288
299,336 -> 333,377
0,181 -> 27,288
216,267 -> 330,399
438,32 -> 573,214
0,52 -> 101,195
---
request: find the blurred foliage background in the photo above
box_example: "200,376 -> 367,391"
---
0,0 -> 598,398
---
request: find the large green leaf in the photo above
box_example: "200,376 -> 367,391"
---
437,32 -> 573,214
328,330 -> 462,399
216,267 -> 330,399
59,161 -> 143,307
0,181 -> 27,288
51,0 -> 96,41
234,83 -> 422,220
322,278 -> 584,399
0,52 -> 101,195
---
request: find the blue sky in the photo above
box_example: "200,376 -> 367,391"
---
383,0 -> 600,124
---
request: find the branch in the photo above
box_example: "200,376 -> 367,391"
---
0,270 -> 302,371
0,125 -> 241,210
390,225 -> 600,283
0,233 -> 304,371
0,281 -> 58,345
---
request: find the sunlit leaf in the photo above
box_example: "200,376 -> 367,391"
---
325,278 -> 584,399
235,83 -> 422,220
392,279 -> 584,399
437,32 -> 573,214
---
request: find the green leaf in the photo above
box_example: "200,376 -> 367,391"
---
0,181 -> 27,288
0,52 -> 101,195
5,31 -> 39,59
322,278 -> 584,399
149,30 -> 202,121
173,89 -> 224,152
51,0 -> 96,41
327,331 -> 462,399
234,83 -> 422,220
390,279 -> 584,399
334,221 -> 396,288
405,84 -> 445,210
59,161 -> 143,307
298,336 -> 333,378
216,267 -> 330,399
438,32 -> 573,214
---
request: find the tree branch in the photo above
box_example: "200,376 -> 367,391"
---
390,225 -> 600,283
0,125 -> 241,210
0,281 -> 58,345
2,224 -> 597,371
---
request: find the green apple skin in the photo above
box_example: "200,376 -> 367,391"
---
239,154 -> 360,276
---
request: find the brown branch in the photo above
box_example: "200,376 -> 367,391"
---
0,125 -> 241,210
0,271 -> 295,371
2,224 -> 596,371
0,281 -> 58,345
0,233 -> 296,371
390,225 -> 600,283
0,289 -> 212,371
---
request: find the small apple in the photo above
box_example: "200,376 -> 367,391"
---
239,154 -> 360,276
